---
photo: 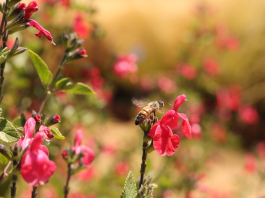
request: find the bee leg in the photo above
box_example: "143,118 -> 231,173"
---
152,112 -> 158,125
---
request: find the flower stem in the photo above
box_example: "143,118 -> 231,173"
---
139,139 -> 148,188
31,186 -> 38,198
64,163 -> 72,198
0,1 -> 9,104
38,54 -> 66,114
10,160 -> 18,198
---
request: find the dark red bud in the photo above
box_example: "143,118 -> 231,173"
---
79,49 -> 86,56
62,151 -> 68,158
54,114 -> 60,122
34,114 -> 41,122
17,3 -> 26,11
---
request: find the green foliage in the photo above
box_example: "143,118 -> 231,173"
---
51,128 -> 65,139
55,77 -> 71,89
61,82 -> 95,95
121,171 -> 138,198
28,49 -> 53,90
0,153 -> 8,165
0,117 -> 20,143
0,48 -> 10,64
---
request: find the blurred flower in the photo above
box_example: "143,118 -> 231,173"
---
215,24 -> 240,51
72,130 -> 95,166
149,95 -> 191,156
244,153 -> 256,174
163,190 -> 176,198
211,124 -> 227,144
78,167 -> 94,181
256,141 -> 265,159
216,85 -> 242,111
113,53 -> 138,78
203,58 -> 220,76
20,132 -> 56,186
73,14 -> 91,39
115,162 -> 129,176
102,144 -> 116,155
177,64 -> 197,80
239,105 -> 259,125
17,117 -> 36,150
191,123 -> 202,139
157,76 -> 177,94
140,75 -> 153,92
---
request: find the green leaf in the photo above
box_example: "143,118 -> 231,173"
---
13,116 -> 22,128
0,118 -> 20,143
55,77 -> 71,89
121,171 -> 138,198
61,82 -> 95,95
51,128 -> 65,139
0,108 -> 2,116
0,153 -> 8,165
28,49 -> 53,90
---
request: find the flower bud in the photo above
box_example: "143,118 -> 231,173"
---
0,144 -> 12,160
45,114 -> 60,127
24,1 -> 39,19
140,119 -> 152,134
62,32 -> 69,49
146,144 -> 155,154
6,9 -> 29,32
34,114 -> 41,123
11,144 -> 21,158
65,49 -> 87,63
7,0 -> 22,8
62,151 -> 69,159
72,150 -> 84,164
39,126 -> 54,139
7,46 -> 27,59
7,3 -> 26,21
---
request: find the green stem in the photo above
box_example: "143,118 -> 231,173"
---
0,1 -> 9,104
139,139 -> 148,188
37,54 -> 66,114
10,160 -> 18,198
31,186 -> 37,198
64,163 -> 72,198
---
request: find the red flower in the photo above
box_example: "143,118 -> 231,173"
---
20,132 -> 56,186
24,1 -> 39,19
149,95 -> 191,156
115,162 -> 129,176
26,20 -> 55,45
203,58 -> 220,76
17,118 -> 36,150
239,105 -> 259,125
244,153 -> 256,173
157,76 -> 177,94
177,64 -> 197,80
73,14 -> 91,39
72,130 -> 95,166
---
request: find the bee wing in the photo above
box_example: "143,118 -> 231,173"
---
132,98 -> 149,108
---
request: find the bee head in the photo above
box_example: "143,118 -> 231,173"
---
157,100 -> 164,109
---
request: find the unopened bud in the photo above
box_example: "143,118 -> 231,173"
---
62,32 -> 69,49
7,0 -> 22,8
7,46 -> 27,59
12,144 -> 21,158
0,144 -> 12,160
39,126 -> 54,139
140,119 -> 152,134
62,151 -> 69,159
65,49 -> 87,63
34,114 -> 41,122
45,114 -> 60,127
7,3 -> 26,21
24,1 -> 39,19
6,9 -> 25,30
72,150 -> 84,164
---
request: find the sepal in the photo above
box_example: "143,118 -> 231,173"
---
7,0 -> 22,8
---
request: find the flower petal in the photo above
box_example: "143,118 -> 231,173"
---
178,113 -> 192,139
74,129 -> 83,147
173,94 -> 187,112
153,125 -> 178,156
81,145 -> 95,166
160,110 -> 179,129
26,20 -> 55,45
148,121 -> 160,138
24,1 -> 39,19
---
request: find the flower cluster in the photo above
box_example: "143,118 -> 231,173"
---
148,95 -> 192,156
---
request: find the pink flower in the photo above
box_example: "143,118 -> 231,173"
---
149,95 -> 191,156
17,118 -> 36,150
26,20 -> 55,45
239,106 -> 259,125
140,75 -> 153,92
20,132 -> 56,186
157,76 -> 177,94
113,54 -> 138,78
211,124 -> 227,144
72,130 -> 95,166
256,141 -> 265,159
203,58 -> 220,76
244,153 -> 256,173
78,167 -> 94,181
177,64 -> 197,80
39,125 -> 54,139
191,123 -> 202,139
73,14 -> 91,39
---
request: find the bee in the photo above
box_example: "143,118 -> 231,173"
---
132,98 -> 165,125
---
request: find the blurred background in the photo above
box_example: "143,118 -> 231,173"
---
1,0 -> 265,197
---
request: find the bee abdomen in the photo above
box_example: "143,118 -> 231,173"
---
135,108 -> 151,125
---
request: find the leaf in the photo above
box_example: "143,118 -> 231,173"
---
61,82 -> 95,95
55,77 -> 71,89
0,153 -> 8,165
28,49 -> 53,90
0,118 -> 20,143
13,116 -> 22,128
121,171 -> 138,198
51,128 -> 65,139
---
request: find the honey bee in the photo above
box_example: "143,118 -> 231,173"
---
132,98 -> 165,125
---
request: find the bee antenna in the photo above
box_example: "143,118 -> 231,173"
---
166,103 -> 172,106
